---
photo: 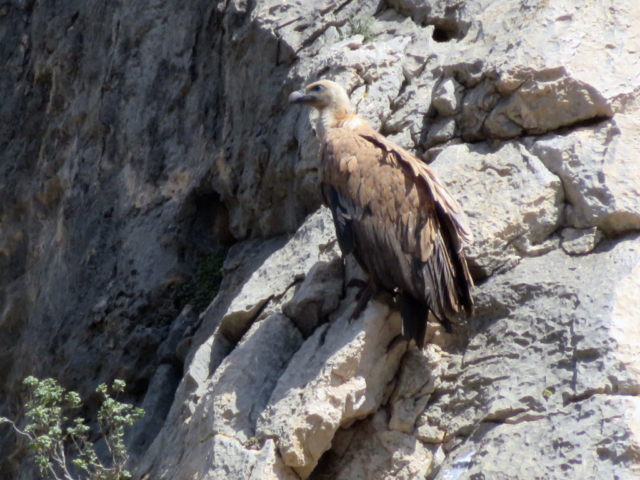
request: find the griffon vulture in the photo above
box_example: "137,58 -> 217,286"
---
289,80 -> 474,348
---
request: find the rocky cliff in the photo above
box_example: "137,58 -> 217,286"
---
1,0 -> 640,478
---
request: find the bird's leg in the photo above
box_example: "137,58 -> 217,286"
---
386,334 -> 409,353
350,279 -> 376,321
346,277 -> 368,292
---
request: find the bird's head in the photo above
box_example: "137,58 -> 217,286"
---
288,80 -> 352,115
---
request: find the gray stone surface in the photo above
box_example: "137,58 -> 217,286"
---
211,206 -> 339,343
419,237 -> 640,479
256,298 -> 406,479
527,117 -> 640,233
432,142 -> 564,277
432,78 -> 463,116
128,363 -> 182,457
560,227 -> 604,255
435,395 -> 640,480
139,436 -> 298,480
310,410 -> 433,480
188,314 -> 303,445
282,255 -> 344,337
425,117 -> 457,147
388,348 -> 437,434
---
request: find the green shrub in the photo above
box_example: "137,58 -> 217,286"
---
1,377 -> 144,480
195,252 -> 226,303
178,251 -> 227,312
342,17 -> 376,43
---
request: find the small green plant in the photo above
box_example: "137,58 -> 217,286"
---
177,251 -> 227,312
195,252 -> 226,302
0,377 -> 144,480
342,17 -> 376,43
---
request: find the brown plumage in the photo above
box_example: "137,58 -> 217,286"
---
289,80 -> 474,348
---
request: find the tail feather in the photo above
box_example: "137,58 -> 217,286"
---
400,292 -> 429,349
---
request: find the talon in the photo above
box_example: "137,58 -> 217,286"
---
347,278 -> 368,290
350,281 -> 375,321
386,334 -> 408,352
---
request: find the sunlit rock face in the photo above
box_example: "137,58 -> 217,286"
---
2,0 -> 640,479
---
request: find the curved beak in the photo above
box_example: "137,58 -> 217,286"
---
289,90 -> 315,105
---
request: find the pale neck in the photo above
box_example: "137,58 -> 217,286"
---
316,106 -> 351,141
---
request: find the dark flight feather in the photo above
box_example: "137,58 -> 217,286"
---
289,80 -> 474,348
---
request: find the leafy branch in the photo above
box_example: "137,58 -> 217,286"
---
1,377 -> 144,480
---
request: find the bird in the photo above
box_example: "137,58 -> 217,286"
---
289,80 -> 474,348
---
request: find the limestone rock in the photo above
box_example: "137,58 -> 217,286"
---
256,298 -> 407,478
254,0 -> 380,61
187,314 -> 303,445
388,348 -> 438,434
432,78 -> 463,116
139,436 -> 298,480
203,206 -> 339,344
310,410 -> 433,480
3,0 -> 640,479
417,236 -> 640,480
485,68 -> 612,136
430,67 -> 614,144
128,363 -> 182,457
560,227 -> 604,255
385,79 -> 435,151
458,79 -> 501,141
432,141 -> 564,276
425,117 -> 456,147
386,0 -> 477,37
134,209 -> 336,479
282,255 -> 344,337
156,306 -> 199,365
527,117 -> 640,233
436,395 -> 640,480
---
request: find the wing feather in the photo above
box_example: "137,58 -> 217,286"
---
359,132 -> 474,249
324,184 -> 355,256
321,125 -> 473,330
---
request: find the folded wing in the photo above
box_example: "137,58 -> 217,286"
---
321,127 -> 473,344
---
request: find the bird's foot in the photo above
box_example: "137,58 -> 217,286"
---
350,282 -> 374,322
438,317 -> 453,334
346,277 -> 368,292
386,334 -> 409,353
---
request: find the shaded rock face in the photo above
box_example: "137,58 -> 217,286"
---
2,1 -> 640,480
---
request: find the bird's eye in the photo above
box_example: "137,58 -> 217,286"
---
311,84 -> 324,93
